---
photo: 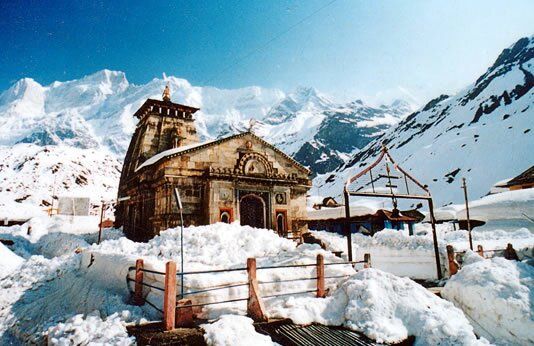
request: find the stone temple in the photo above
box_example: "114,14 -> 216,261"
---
115,87 -> 311,241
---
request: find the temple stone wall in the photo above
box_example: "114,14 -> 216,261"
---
117,98 -> 311,241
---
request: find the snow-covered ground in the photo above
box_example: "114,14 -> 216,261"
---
2,216 -> 518,344
2,185 -> 533,345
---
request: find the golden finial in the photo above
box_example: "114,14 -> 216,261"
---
162,83 -> 171,102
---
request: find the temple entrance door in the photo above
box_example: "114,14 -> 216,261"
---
240,194 -> 266,229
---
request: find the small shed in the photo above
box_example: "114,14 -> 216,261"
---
500,165 -> 534,190
307,208 -> 421,235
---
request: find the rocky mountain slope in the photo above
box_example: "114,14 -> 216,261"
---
315,36 -> 534,206
0,144 -> 121,213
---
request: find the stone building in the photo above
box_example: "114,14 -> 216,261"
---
116,88 -> 311,241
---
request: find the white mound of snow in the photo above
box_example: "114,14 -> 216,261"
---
36,232 -> 89,258
0,243 -> 24,280
46,310 -> 134,345
0,215 -> 123,260
0,198 -> 45,221
202,315 -> 277,346
440,227 -> 534,259
461,250 -> 485,266
90,222 -> 354,319
137,222 -> 299,269
442,256 -> 534,345
269,269 -> 486,345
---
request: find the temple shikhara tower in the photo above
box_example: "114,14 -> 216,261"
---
116,86 -> 311,241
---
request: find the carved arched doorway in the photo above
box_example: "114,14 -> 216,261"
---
240,194 -> 266,229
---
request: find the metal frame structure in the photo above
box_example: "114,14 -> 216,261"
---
343,145 -> 442,279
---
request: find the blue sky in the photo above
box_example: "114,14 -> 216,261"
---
1,0 -> 533,104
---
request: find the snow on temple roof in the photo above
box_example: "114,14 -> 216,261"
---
135,131 -> 310,173
135,137 -> 221,172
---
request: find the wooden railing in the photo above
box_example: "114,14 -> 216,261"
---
127,254 -> 371,331
447,243 -> 519,276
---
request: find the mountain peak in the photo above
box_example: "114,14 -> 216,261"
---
287,86 -> 332,108
83,69 -> 129,90
0,77 -> 45,114
490,36 -> 534,72
347,99 -> 365,107
9,77 -> 43,96
293,86 -> 318,96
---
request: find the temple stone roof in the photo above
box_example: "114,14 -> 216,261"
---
133,98 -> 200,120
135,131 -> 311,174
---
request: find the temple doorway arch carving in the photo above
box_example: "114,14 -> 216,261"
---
239,192 -> 267,229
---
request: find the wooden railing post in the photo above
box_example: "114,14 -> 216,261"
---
316,254 -> 325,298
447,245 -> 459,276
134,259 -> 144,305
477,244 -> 484,258
164,261 -> 177,331
247,258 -> 267,322
364,253 -> 371,269
175,299 -> 194,327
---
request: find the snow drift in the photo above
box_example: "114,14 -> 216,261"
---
442,254 -> 534,345
268,268 -> 486,345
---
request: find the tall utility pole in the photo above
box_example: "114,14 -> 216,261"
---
97,201 -> 105,245
49,174 -> 57,216
174,188 -> 185,299
462,178 -> 473,250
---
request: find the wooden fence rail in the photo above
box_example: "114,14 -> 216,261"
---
448,243 -> 520,277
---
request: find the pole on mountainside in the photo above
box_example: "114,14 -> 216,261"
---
428,198 -> 443,280
343,189 -> 353,262
97,201 -> 105,245
49,174 -> 57,216
462,178 -> 473,251
174,188 -> 184,299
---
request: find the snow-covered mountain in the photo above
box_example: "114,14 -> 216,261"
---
0,70 -> 412,207
315,35 -> 534,206
0,70 -> 286,154
220,87 -> 413,176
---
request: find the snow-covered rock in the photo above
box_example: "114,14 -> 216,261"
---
0,70 -> 412,198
